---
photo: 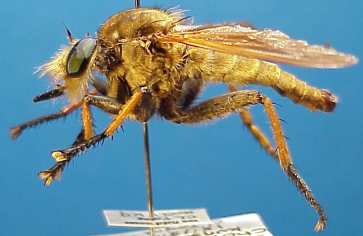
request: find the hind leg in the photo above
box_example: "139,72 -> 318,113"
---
228,85 -> 277,159
163,89 -> 327,231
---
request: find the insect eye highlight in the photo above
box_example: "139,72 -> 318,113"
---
66,38 -> 96,76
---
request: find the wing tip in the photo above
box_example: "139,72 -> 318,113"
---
313,53 -> 359,69
349,54 -> 359,66
331,53 -> 359,69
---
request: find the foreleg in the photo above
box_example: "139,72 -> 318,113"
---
50,92 -> 143,167
38,128 -> 87,186
39,100 -> 97,186
10,102 -> 81,139
38,94 -> 132,185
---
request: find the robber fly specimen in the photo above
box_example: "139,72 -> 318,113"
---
10,2 -> 357,232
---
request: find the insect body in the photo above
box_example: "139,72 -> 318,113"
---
11,7 -> 357,232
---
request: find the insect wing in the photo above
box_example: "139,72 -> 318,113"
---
158,24 -> 358,68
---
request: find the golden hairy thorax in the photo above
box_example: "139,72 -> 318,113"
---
96,8 -> 336,114
96,9 -> 188,98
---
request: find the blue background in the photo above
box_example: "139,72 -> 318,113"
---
1,0 -> 362,235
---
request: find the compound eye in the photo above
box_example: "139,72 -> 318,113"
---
66,38 -> 96,76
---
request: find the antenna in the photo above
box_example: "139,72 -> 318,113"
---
63,24 -> 74,43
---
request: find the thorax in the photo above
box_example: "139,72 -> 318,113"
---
94,8 -> 188,97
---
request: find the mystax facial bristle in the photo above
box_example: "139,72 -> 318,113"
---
35,46 -> 72,81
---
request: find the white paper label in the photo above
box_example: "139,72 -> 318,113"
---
103,208 -> 211,228
100,213 -> 273,236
